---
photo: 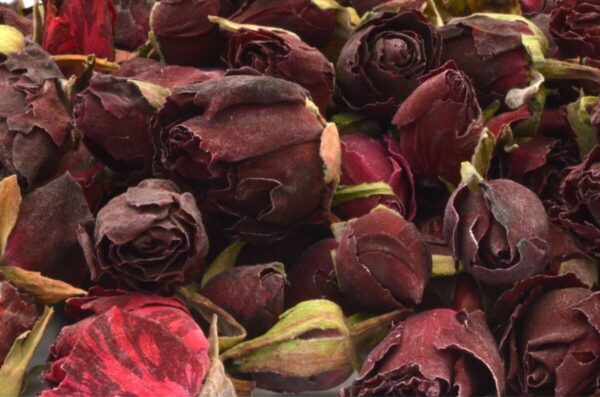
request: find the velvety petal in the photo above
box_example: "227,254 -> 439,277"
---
4,174 -> 93,285
42,0 -> 116,60
201,264 -> 286,337
230,0 -> 337,48
0,4 -> 33,36
550,0 -> 600,60
113,0 -> 153,51
0,281 -> 39,363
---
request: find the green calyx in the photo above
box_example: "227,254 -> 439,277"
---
0,25 -> 25,58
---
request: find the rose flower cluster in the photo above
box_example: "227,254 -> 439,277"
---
0,0 -> 599,396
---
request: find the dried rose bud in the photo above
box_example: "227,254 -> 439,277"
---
0,43 -> 69,190
113,57 -> 225,90
444,177 -> 550,286
222,23 -> 334,114
334,134 -> 416,221
391,61 -> 484,187
42,0 -> 116,60
153,75 -> 340,243
550,0 -> 600,60
550,145 -> 600,260
336,10 -> 442,118
77,179 -> 209,292
201,263 -> 286,337
502,136 -> 578,203
341,309 -> 505,397
332,206 -> 432,311
494,274 -> 600,396
5,174 -> 93,285
150,0 -> 224,66
74,75 -> 168,178
440,14 -> 543,106
229,0 -> 337,48
0,281 -> 39,363
221,299 -> 356,393
0,4 -> 33,36
286,239 -> 350,311
42,288 -> 210,396
113,0 -> 153,51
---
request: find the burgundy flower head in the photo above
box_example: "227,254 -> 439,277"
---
550,0 -> 600,60
43,288 -> 210,397
77,179 -> 209,292
341,309 -> 505,397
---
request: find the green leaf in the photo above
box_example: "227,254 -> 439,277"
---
566,96 -> 599,159
460,161 -> 483,192
432,255 -> 459,277
559,257 -> 598,289
482,100 -> 501,123
0,175 -> 21,260
0,25 -> 25,57
332,182 -> 395,207
129,79 -> 171,109
0,306 -> 53,397
512,86 -> 549,139
200,239 -> 246,288
470,129 -> 496,179
0,266 -> 87,305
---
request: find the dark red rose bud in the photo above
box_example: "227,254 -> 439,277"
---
223,25 -> 334,114
43,288 -> 210,396
0,43 -> 69,190
201,263 -> 286,337
341,309 -> 505,397
502,135 -> 578,202
286,239 -> 349,310
0,4 -> 33,36
113,57 -> 224,90
77,179 -> 209,292
0,281 -> 39,364
153,75 -> 341,243
150,0 -> 223,67
334,134 -> 416,221
332,206 -> 432,311
550,145 -> 600,260
336,10 -> 442,118
494,274 -> 600,397
230,0 -> 337,48
113,0 -> 153,51
5,174 -> 93,285
444,178 -> 550,286
73,74 -> 164,178
392,62 -> 484,186
440,15 -> 538,107
42,0 -> 116,60
550,0 -> 600,60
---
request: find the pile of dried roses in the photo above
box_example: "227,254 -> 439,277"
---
0,0 -> 599,395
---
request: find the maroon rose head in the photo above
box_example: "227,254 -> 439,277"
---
201,263 -> 286,337
550,0 -> 600,60
0,281 -> 39,364
42,288 -> 210,397
444,178 -> 550,286
112,57 -> 225,89
550,145 -> 600,260
334,133 -> 416,221
0,4 -> 33,36
77,179 -> 209,292
153,75 -> 341,243
341,309 -> 505,397
5,174 -> 94,285
0,42 -> 70,190
391,61 -> 484,187
440,15 -> 539,107
285,238 -> 351,311
229,0 -> 337,48
42,0 -> 116,60
494,274 -> 600,396
149,0 -> 226,67
502,135 -> 579,203
223,25 -> 335,114
332,206 -> 432,312
335,10 -> 442,119
113,0 -> 154,51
